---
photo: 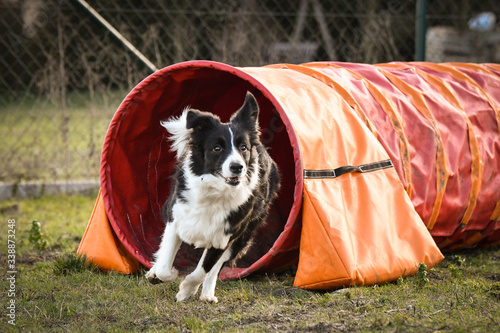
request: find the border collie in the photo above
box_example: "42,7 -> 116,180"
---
146,92 -> 281,303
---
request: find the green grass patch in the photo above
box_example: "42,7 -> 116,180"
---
1,194 -> 499,332
0,90 -> 125,181
52,252 -> 99,276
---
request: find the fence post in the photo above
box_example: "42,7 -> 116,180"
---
415,0 -> 428,61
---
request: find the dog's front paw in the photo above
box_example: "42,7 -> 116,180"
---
147,275 -> 163,285
156,267 -> 179,282
176,289 -> 196,302
146,266 -> 178,284
200,295 -> 218,303
176,278 -> 200,302
145,266 -> 158,284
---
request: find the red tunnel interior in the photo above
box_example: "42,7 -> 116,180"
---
100,62 -> 302,277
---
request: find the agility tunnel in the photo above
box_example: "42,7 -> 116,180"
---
78,61 -> 500,290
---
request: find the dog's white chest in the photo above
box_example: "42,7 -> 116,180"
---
172,201 -> 231,249
171,168 -> 255,250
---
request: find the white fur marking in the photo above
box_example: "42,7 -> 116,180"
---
173,156 -> 233,249
176,250 -> 208,302
146,222 -> 182,282
200,248 -> 232,303
160,108 -> 191,159
221,128 -> 247,179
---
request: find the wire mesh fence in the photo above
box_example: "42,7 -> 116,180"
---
1,0 -> 499,183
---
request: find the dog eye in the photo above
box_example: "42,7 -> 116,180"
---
240,144 -> 247,151
212,145 -> 222,152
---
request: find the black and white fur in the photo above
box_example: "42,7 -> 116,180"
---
146,92 -> 280,303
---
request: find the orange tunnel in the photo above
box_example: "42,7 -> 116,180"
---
79,61 -> 500,289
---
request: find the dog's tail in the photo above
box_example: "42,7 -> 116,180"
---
160,108 -> 190,159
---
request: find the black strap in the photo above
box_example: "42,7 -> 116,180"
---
303,159 -> 393,179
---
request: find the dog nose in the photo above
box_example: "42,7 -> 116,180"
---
230,163 -> 243,174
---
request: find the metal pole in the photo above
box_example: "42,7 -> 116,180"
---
73,0 -> 159,73
415,0 -> 428,61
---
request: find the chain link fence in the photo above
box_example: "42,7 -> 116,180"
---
1,0 -> 499,184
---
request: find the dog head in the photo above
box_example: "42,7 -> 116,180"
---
161,92 -> 261,187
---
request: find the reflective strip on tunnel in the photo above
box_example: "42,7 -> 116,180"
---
303,159 -> 394,179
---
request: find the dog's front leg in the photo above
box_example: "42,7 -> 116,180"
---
199,248 -> 232,303
176,247 -> 224,302
146,222 -> 182,284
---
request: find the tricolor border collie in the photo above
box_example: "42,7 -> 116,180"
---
146,92 -> 280,303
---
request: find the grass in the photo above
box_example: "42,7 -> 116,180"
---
1,194 -> 499,332
0,90 -> 125,181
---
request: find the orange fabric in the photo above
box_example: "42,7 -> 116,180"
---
415,63 -> 500,137
295,171 -> 444,289
492,201 -> 500,222
410,67 -> 483,226
265,64 -> 379,137
77,190 -> 140,273
401,62 -> 500,248
298,62 -> 500,249
302,63 -> 413,197
256,67 -> 444,289
376,67 -> 449,230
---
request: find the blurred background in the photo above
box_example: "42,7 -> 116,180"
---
1,0 -> 499,184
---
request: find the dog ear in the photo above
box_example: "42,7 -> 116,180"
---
160,108 -> 192,159
186,110 -> 216,131
231,92 -> 260,131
